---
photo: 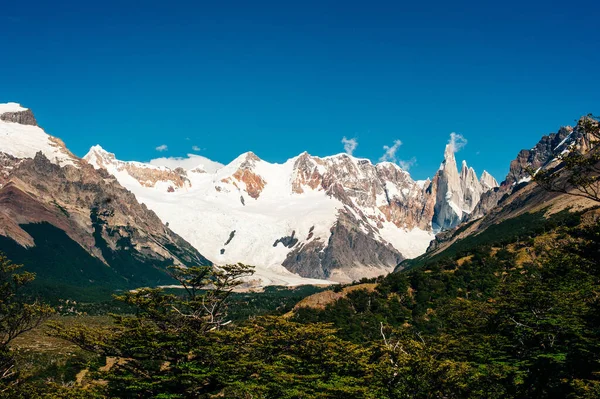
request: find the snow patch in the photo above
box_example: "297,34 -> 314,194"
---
0,118 -> 76,167
0,103 -> 27,114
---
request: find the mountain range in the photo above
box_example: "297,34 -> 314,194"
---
82,126 -> 499,284
1,101 -> 589,293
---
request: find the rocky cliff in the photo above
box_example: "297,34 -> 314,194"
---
431,144 -> 499,231
0,104 -> 211,297
421,116 -> 599,259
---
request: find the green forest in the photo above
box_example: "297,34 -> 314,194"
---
1,205 -> 599,398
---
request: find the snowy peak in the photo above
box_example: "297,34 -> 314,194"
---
84,145 -> 116,168
0,103 -> 75,166
0,103 -> 37,126
84,145 -> 190,192
480,170 -> 499,189
0,102 -> 28,114
443,143 -> 455,163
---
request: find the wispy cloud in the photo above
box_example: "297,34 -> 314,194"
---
341,136 -> 358,155
447,132 -> 467,153
398,157 -> 417,171
379,139 -> 402,162
155,144 -> 168,152
379,139 -> 415,170
192,145 -> 201,151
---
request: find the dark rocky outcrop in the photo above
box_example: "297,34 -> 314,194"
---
0,109 -> 38,126
273,231 -> 298,248
224,230 -> 236,246
283,212 -> 403,281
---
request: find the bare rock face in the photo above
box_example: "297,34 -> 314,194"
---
506,126 -> 574,186
480,171 -> 499,190
0,146 -> 211,291
468,117 -> 596,222
0,109 -> 38,126
288,153 -> 433,231
283,211 -> 403,282
19,151 -> 207,264
431,145 -> 498,231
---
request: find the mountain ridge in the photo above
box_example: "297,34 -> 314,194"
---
83,130 -> 498,284
0,103 -> 212,298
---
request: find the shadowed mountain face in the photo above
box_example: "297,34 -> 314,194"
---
0,105 -> 211,298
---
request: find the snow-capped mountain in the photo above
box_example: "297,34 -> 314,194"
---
0,101 -> 499,288
0,103 -> 77,167
431,144 -> 499,231
85,147 -> 438,284
85,142 -> 497,284
0,103 -> 210,295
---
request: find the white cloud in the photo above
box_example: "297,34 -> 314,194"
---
447,132 -> 467,153
150,154 -> 224,173
379,139 -> 415,170
341,137 -> 358,155
155,144 -> 168,152
192,145 -> 201,151
379,139 -> 403,162
398,157 -> 417,171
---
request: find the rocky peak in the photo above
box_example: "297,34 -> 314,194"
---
480,171 -> 499,189
84,145 -> 117,169
505,125 -> 578,186
0,103 -> 37,126
84,146 -> 190,192
432,145 -> 497,231
237,151 -> 261,169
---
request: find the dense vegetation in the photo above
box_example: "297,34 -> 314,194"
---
1,207 -> 599,397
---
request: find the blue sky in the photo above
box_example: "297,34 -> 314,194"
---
1,0 -> 598,181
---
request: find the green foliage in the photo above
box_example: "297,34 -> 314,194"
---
0,253 -> 53,395
402,208 -> 581,271
295,216 -> 600,398
49,263 -> 255,398
226,285 -> 326,321
8,212 -> 600,398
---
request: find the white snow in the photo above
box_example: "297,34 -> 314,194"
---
0,103 -> 27,114
88,147 -> 438,286
416,179 -> 430,189
91,152 -> 343,286
377,223 -> 434,259
554,133 -> 573,151
0,109 -> 77,167
150,154 -> 224,173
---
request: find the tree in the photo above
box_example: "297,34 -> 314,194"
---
532,115 -> 600,202
49,263 -> 254,398
0,253 -> 53,392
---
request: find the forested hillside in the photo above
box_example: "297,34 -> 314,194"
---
1,206 -> 597,398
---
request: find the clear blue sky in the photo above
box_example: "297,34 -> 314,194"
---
2,0 -> 598,181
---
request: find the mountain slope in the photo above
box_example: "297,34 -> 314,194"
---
0,103 -> 211,298
84,141 -> 497,284
402,117 -> 599,270
85,148 -> 437,284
